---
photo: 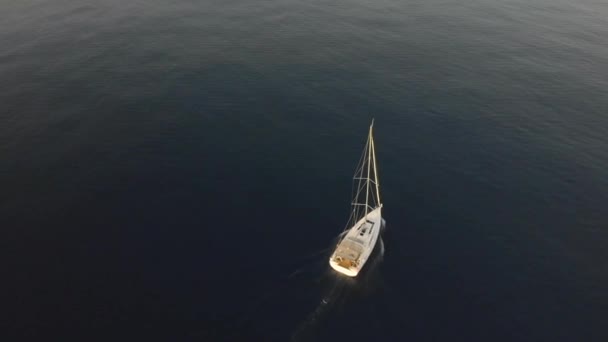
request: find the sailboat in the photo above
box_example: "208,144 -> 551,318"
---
329,120 -> 384,277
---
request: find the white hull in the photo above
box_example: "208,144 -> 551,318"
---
329,207 -> 382,277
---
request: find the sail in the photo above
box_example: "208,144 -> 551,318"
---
344,120 -> 382,231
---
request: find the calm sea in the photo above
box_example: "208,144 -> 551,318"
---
2,0 -> 607,341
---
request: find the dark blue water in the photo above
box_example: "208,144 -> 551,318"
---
2,0 -> 608,341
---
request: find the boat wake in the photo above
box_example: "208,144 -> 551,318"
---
231,229 -> 386,341
290,236 -> 385,342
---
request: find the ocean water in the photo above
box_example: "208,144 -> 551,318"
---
2,0 -> 608,341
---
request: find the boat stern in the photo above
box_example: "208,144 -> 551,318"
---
329,257 -> 359,277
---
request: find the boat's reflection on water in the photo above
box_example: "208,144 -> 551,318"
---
290,232 -> 386,342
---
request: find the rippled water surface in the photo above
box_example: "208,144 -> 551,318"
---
2,0 -> 608,340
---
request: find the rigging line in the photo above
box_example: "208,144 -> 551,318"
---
354,177 -> 378,187
350,203 -> 374,209
342,125 -> 375,234
353,182 -> 367,202
347,157 -> 363,231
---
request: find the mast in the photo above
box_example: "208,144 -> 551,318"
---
364,120 -> 373,216
370,122 -> 381,207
